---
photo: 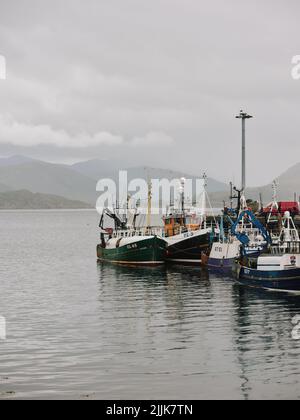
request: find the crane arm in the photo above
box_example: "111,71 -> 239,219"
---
230,209 -> 272,245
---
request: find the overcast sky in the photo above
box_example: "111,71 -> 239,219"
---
0,0 -> 299,186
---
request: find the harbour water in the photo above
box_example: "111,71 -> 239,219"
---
0,210 -> 300,400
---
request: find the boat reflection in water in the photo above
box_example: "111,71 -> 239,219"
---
231,284 -> 300,399
96,261 -> 300,399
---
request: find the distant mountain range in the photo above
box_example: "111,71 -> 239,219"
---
70,160 -> 226,192
246,163 -> 300,206
71,158 -> 128,179
0,155 -> 299,209
0,158 -> 96,204
210,164 -> 300,207
0,155 -> 228,208
0,182 -> 12,193
0,155 -> 35,167
0,190 -> 92,210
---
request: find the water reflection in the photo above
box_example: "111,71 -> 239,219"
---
1,210 -> 299,399
97,263 -> 211,341
97,262 -> 300,399
232,285 -> 300,399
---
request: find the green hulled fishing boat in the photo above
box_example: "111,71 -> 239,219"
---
97,233 -> 167,265
97,184 -> 167,265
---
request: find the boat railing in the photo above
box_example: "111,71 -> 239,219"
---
164,222 -> 214,238
270,241 -> 300,255
110,224 -> 215,239
110,220 -> 216,239
112,227 -> 164,238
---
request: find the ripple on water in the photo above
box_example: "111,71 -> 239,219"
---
0,210 -> 300,399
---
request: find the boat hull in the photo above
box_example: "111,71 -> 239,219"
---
97,236 -> 167,265
207,257 -> 235,271
206,240 -> 240,271
234,263 -> 300,291
166,230 -> 210,264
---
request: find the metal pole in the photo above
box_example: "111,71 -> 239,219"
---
236,110 -> 253,194
242,117 -> 246,192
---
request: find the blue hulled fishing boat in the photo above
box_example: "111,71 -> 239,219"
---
206,207 -> 269,272
234,211 -> 300,292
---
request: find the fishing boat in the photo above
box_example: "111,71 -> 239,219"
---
205,224 -> 267,271
233,211 -> 300,291
97,227 -> 167,266
163,176 -> 213,265
207,238 -> 240,271
97,186 -> 167,265
205,202 -> 268,271
164,213 -> 212,264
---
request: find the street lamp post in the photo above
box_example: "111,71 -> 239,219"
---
235,110 -> 253,193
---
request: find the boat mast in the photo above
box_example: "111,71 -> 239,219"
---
146,180 -> 152,232
179,177 -> 185,217
279,211 -> 300,251
267,179 -> 279,224
113,197 -> 118,231
230,182 -> 234,210
133,200 -> 140,230
179,178 -> 186,226
202,173 -> 207,229
169,188 -> 173,213
259,192 -> 263,212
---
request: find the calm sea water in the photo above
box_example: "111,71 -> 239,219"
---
0,210 -> 300,400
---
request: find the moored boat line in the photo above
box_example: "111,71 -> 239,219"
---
96,110 -> 300,291
96,183 -> 300,292
97,174 -> 216,266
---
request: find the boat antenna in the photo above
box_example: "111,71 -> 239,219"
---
202,172 -> 207,228
229,182 -> 234,209
170,187 -> 174,210
203,172 -> 208,189
267,179 -> 279,224
179,177 -> 185,215
259,192 -> 263,212
201,173 -> 218,229
132,198 -> 140,230
232,186 -> 242,214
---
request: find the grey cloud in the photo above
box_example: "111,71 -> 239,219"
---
0,0 -> 300,186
